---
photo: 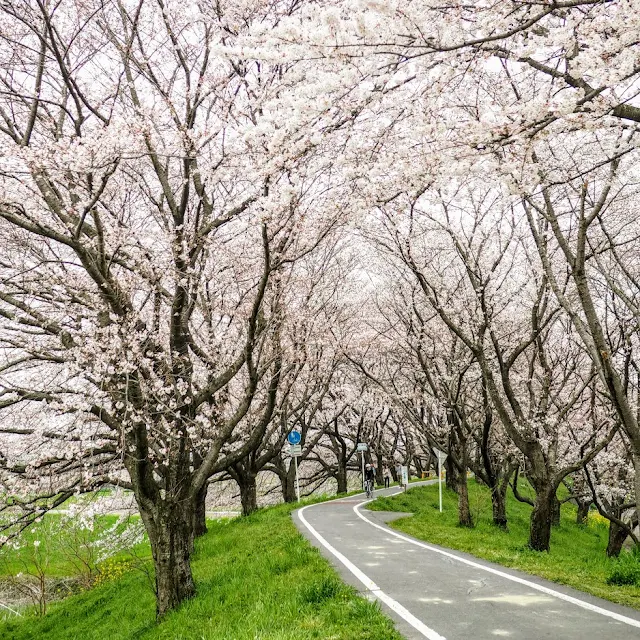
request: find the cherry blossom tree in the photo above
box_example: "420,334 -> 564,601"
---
0,0 -> 357,616
361,179 -> 620,549
1,6 -> 639,621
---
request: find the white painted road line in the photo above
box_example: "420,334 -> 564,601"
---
354,501 -> 640,630
298,503 -> 446,640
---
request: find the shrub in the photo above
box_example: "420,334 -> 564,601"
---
0,507 -> 146,616
588,512 -> 609,528
93,558 -> 135,587
301,576 -> 345,604
606,552 -> 640,586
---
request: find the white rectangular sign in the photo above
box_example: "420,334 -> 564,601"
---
289,444 -> 302,456
357,442 -> 368,452
401,465 -> 408,486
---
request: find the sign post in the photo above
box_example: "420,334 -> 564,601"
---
287,432 -> 302,502
294,451 -> 300,502
357,443 -> 368,491
289,443 -> 302,502
433,447 -> 448,513
400,465 -> 409,490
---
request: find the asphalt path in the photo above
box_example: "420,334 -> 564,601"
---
294,482 -> 640,640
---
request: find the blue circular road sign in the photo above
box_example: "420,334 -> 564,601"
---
287,430 -> 301,445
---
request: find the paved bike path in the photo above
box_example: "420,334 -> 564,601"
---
294,484 -> 640,640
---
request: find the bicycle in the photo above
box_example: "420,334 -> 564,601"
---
364,478 -> 374,499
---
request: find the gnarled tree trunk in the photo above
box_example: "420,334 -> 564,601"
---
529,488 -> 554,551
336,466 -> 348,495
634,451 -> 640,533
140,501 -> 196,618
424,453 -> 432,478
491,481 -> 508,529
455,439 -> 473,527
238,473 -> 258,516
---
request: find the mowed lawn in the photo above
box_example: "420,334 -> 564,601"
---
0,503 -> 402,640
368,481 -> 640,610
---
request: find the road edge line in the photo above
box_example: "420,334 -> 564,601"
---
297,503 -> 446,640
354,501 -> 640,629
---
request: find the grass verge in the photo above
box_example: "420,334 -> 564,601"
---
0,501 -> 402,640
368,481 -> 640,611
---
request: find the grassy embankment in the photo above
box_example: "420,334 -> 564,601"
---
0,501 -> 401,640
368,481 -> 640,610
0,514 -> 141,578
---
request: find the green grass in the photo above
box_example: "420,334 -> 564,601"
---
368,481 -> 640,610
0,514 -> 144,578
0,502 -> 402,640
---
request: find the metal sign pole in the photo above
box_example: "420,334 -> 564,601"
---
438,454 -> 443,513
432,447 -> 447,514
356,443 -> 368,492
295,453 -> 300,503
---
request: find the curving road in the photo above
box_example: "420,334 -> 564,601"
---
294,483 -> 640,640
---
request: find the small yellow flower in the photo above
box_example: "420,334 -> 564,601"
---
588,512 -> 608,527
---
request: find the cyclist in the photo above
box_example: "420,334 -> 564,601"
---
364,463 -> 375,498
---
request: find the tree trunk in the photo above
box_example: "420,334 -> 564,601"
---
457,469 -> 473,527
455,439 -> 473,527
390,465 -> 398,482
634,450 -> 640,534
491,482 -> 508,529
375,452 -> 384,486
576,500 -> 591,526
606,520 -> 629,557
238,474 -> 258,516
142,503 -> 196,618
281,462 -> 297,503
551,494 -> 561,526
445,456 -> 458,492
336,466 -> 348,495
193,484 -> 208,537
529,490 -> 553,551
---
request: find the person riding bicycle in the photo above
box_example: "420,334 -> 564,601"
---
364,463 -> 375,496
